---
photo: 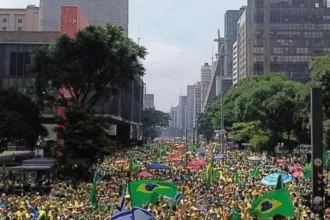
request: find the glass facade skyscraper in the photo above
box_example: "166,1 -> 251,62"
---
247,0 -> 330,82
39,0 -> 129,36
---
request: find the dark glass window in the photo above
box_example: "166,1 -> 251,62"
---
10,52 -> 17,76
17,52 -> 24,76
24,53 -> 31,76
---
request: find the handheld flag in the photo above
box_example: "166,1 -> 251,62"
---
275,174 -> 284,190
251,188 -> 294,219
303,163 -> 311,179
250,163 -> 260,178
117,183 -> 127,212
129,152 -> 139,174
37,210 -> 47,220
129,180 -> 177,207
89,172 -> 99,206
170,193 -> 182,208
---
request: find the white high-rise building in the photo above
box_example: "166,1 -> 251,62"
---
39,0 -> 129,36
186,85 -> 195,137
201,63 -> 211,108
143,94 -> 154,109
194,82 -> 201,127
178,96 -> 187,131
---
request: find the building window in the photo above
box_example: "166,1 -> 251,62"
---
9,52 -> 31,77
2,27 -> 6,31
2,18 -> 7,23
17,27 -> 22,31
17,18 -> 23,24
10,52 -> 18,76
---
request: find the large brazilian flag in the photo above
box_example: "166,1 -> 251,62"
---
251,188 -> 294,219
129,180 -> 177,207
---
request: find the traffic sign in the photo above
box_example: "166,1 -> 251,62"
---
314,158 -> 322,167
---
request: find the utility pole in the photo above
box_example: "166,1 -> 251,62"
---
214,29 -> 226,154
311,88 -> 324,219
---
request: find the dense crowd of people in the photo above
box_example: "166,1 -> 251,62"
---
0,142 -> 327,219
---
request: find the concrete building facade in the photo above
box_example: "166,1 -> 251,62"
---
0,5 -> 39,32
186,85 -> 195,138
170,106 -> 180,129
193,81 -> 201,127
143,94 -> 155,109
201,63 -> 211,108
224,10 -> 240,77
232,41 -> 238,85
246,0 -> 330,82
178,96 -> 187,132
39,0 -> 129,36
60,6 -> 89,38
238,9 -> 248,82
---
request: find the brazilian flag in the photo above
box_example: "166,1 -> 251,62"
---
251,188 -> 294,219
303,163 -> 311,179
129,180 -> 177,207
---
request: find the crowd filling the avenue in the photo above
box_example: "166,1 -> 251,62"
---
0,141 -> 327,220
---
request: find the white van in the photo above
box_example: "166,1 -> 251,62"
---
294,144 -> 312,154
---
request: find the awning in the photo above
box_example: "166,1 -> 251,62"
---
7,165 -> 53,170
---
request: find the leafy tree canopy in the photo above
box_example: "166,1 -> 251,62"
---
0,90 -> 47,151
143,108 -> 170,139
197,113 -> 214,143
56,106 -> 113,179
31,24 -> 147,110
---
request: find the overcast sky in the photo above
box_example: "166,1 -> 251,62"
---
2,0 -> 246,112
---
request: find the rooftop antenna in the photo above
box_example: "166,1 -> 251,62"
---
212,43 -> 214,63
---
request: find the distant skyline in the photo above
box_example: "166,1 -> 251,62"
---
2,0 -> 247,112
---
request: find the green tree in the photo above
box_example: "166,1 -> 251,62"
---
0,90 -> 47,152
250,134 -> 270,152
56,106 -> 113,179
31,24 -> 147,110
143,108 -> 170,139
197,113 -> 214,143
231,121 -> 260,145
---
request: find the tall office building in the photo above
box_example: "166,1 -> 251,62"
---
232,41 -> 239,85
170,106 -> 179,128
186,85 -> 195,137
178,96 -> 187,132
236,8 -> 248,82
193,82 -> 201,127
39,0 -> 129,36
224,10 -> 240,77
245,0 -> 330,82
0,5 -> 39,31
143,94 -> 155,109
201,63 -> 211,106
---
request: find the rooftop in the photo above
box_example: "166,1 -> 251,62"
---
0,31 -> 60,44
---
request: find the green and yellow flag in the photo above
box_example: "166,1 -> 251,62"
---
129,180 -> 177,207
89,172 -> 98,206
250,163 -> 260,178
204,158 -> 218,188
129,152 -> 139,174
251,188 -> 294,219
37,210 -> 47,220
303,163 -> 311,179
